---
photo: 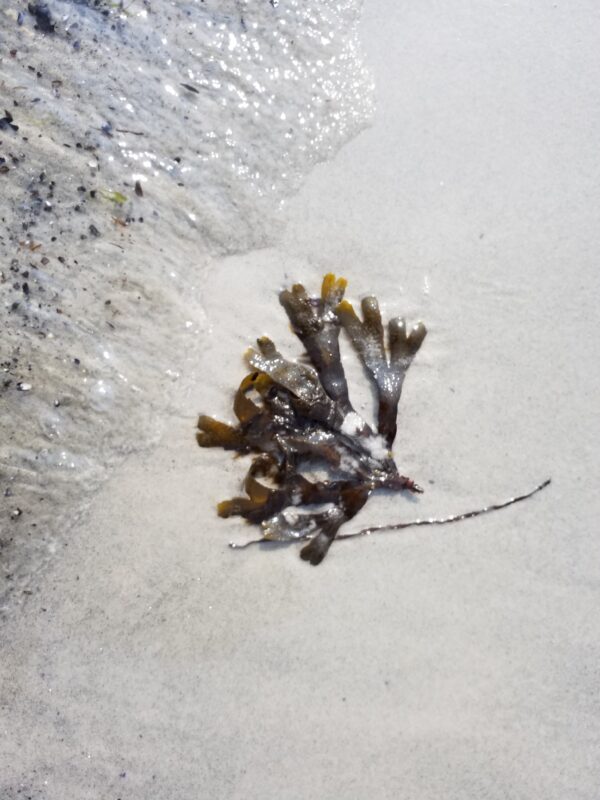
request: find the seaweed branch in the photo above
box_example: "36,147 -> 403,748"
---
337,296 -> 426,446
197,275 -> 549,565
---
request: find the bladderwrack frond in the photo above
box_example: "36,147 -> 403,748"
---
299,483 -> 371,564
337,295 -> 427,446
389,318 -> 427,366
280,276 -> 351,410
196,415 -> 246,450
233,372 -> 266,424
300,531 -> 335,565
321,273 -> 347,308
337,297 -> 400,444
218,497 -> 265,519
247,337 -> 344,427
279,283 -> 318,334
360,296 -> 386,360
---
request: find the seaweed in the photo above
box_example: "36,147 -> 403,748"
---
197,275 -> 550,565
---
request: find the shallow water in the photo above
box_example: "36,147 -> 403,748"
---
0,0 -> 373,604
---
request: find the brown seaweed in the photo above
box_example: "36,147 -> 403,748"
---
197,275 -> 550,565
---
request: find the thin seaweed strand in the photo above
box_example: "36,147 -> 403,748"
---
229,479 -> 551,551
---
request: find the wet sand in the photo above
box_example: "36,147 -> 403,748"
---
2,2 -> 600,797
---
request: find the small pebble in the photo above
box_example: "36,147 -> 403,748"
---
28,3 -> 55,35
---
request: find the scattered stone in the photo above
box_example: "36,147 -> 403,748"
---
0,110 -> 19,132
28,3 -> 55,35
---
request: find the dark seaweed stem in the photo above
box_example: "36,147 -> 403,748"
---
231,479 -> 551,550
337,478 -> 552,540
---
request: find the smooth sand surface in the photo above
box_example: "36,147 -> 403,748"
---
2,2 -> 600,797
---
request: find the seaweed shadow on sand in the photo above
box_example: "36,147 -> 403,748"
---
197,275 -> 550,565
